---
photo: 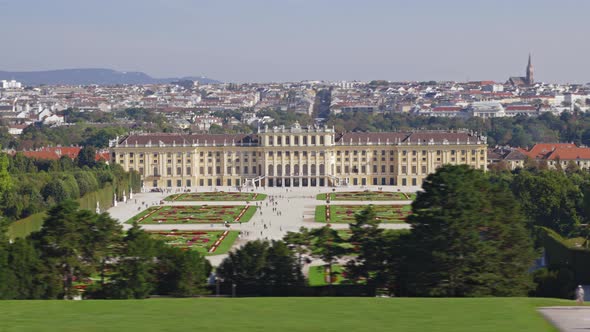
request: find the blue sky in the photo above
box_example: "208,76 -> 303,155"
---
0,0 -> 588,83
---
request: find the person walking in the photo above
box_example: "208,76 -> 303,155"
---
576,285 -> 585,305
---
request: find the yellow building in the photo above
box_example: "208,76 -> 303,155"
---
110,124 -> 487,189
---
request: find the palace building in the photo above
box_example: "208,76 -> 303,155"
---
110,123 -> 488,189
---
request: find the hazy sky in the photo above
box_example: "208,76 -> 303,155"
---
1,0 -> 589,83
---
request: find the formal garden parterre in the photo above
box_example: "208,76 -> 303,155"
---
148,230 -> 239,255
165,192 -> 267,202
315,204 -> 411,223
316,191 -> 416,201
127,205 -> 257,224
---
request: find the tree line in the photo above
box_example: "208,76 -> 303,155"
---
0,147 -> 139,221
0,164 -> 588,299
0,201 -> 211,299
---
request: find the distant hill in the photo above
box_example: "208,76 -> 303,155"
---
0,68 -> 221,86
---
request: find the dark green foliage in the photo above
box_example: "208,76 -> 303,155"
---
309,226 -> 346,286
345,206 -> 388,290
76,146 -> 96,168
399,165 -> 535,297
154,246 -> 212,297
217,240 -> 304,293
510,170 -> 582,236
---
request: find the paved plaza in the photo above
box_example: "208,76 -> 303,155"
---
107,186 -> 418,265
539,307 -> 590,332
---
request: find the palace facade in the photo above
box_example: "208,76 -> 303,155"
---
110,124 -> 488,189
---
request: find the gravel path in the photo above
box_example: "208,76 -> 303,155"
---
539,307 -> 590,331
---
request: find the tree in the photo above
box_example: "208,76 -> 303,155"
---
510,170 -> 582,236
344,206 -> 387,291
0,151 -> 12,197
107,223 -> 159,299
283,227 -> 312,268
309,226 -> 346,286
6,237 -> 44,299
76,146 -> 96,168
263,241 -> 304,288
154,246 -> 211,297
217,240 -> 270,291
400,165 -> 535,297
31,201 -> 97,299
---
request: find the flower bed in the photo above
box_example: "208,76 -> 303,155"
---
318,204 -> 411,223
148,230 -> 238,255
126,205 -> 256,224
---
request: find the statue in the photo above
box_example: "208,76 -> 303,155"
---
129,188 -> 133,200
96,201 -> 100,214
113,193 -> 118,207
123,190 -> 127,203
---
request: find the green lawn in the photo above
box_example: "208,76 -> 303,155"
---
165,192 -> 267,202
126,205 -> 257,224
317,191 -> 416,201
308,265 -> 346,286
0,298 -> 569,331
148,230 -> 239,255
316,204 -> 411,223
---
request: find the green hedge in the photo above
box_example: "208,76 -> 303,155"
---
8,183 -> 114,239
538,227 -> 590,284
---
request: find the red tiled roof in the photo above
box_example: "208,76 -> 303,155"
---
526,143 -> 577,159
505,105 -> 536,111
546,147 -> 590,160
432,106 -> 462,112
18,147 -> 109,161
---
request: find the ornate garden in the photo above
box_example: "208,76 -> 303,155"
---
126,205 -> 257,224
315,204 -> 411,223
164,192 -> 267,202
148,230 -> 239,255
316,191 -> 416,201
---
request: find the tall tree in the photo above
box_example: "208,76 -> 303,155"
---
76,146 -> 97,168
107,223 -> 159,299
0,151 -> 12,197
263,241 -> 304,288
283,227 -> 312,268
401,165 -> 535,297
154,246 -> 212,297
510,170 -> 582,236
31,201 -> 96,299
217,240 -> 270,291
345,205 -> 387,291
309,226 -> 346,286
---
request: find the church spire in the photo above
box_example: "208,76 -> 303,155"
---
526,53 -> 534,85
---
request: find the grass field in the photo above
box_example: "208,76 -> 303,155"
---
0,298 -> 569,332
148,230 -> 239,255
165,192 -> 267,202
317,191 -> 416,201
316,204 -> 411,223
126,205 -> 257,224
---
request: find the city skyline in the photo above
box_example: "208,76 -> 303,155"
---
1,0 -> 589,83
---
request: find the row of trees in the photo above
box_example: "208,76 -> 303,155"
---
0,149 -> 139,221
0,201 -> 211,299
324,111 -> 590,148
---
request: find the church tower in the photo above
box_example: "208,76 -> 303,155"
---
526,53 -> 534,85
